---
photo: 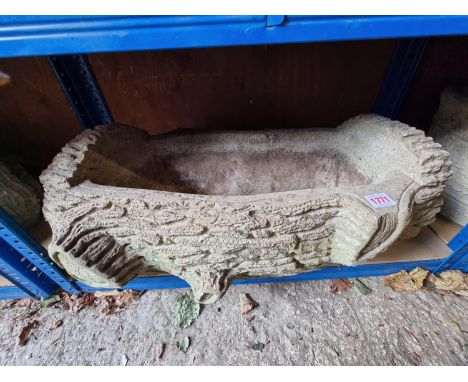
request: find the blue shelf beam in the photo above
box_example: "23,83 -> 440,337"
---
1,16 -> 468,58
0,238 -> 58,298
0,208 -> 81,296
374,38 -> 428,118
1,16 -> 468,299
76,257 -> 450,293
49,54 -> 113,129
433,225 -> 468,273
0,286 -> 31,300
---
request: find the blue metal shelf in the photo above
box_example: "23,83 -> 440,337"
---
0,15 -> 467,299
75,256 -> 461,294
0,208 -> 81,298
1,16 -> 468,57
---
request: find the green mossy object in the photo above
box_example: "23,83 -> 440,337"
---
352,278 -> 371,295
175,291 -> 200,329
177,337 -> 190,353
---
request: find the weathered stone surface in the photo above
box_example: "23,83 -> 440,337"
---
40,115 -> 452,303
0,157 -> 42,227
429,88 -> 468,225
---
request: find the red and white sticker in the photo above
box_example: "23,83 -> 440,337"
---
365,193 -> 396,208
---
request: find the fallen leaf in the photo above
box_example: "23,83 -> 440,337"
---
175,291 -> 200,329
81,293 -> 96,308
155,342 -> 165,360
40,294 -> 60,309
352,278 -> 371,295
0,71 -> 11,86
49,319 -> 63,330
410,352 -> 422,364
24,353 -> 32,360
2,300 -> 17,309
384,267 -> 428,291
59,291 -> 144,314
239,293 -> 258,315
426,271 -> 468,296
97,290 -> 142,315
330,279 -> 352,294
445,319 -> 464,334
16,299 -> 33,308
18,320 -> 38,346
177,337 -> 190,353
403,327 -> 419,343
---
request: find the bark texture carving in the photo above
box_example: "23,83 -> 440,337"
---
0,158 -> 42,227
40,115 -> 452,303
429,88 -> 468,225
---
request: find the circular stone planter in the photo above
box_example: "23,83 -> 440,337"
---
40,115 -> 452,303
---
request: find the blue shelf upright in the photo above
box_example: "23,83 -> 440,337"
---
0,16 -> 467,299
0,208 -> 81,298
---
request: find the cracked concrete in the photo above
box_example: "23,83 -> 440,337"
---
0,276 -> 467,365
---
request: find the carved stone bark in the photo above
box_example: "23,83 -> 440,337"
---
0,158 -> 42,228
40,115 -> 452,303
429,88 -> 468,225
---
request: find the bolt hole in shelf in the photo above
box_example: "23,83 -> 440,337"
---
1,216 -> 461,290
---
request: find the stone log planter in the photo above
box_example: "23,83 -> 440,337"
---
429,88 -> 468,226
40,115 -> 452,303
0,158 -> 42,228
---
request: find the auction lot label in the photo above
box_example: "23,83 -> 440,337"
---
365,193 -> 396,208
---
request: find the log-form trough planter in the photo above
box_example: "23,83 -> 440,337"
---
40,115 -> 452,303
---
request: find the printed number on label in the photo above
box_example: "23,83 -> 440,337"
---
365,193 -> 396,208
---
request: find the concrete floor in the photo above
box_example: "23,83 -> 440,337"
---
0,276 -> 467,365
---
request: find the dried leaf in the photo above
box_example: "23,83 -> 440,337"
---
0,71 -> 11,86
49,319 -> 63,330
384,267 -> 428,291
175,291 -> 200,329
445,319 -> 463,334
239,293 -> 258,315
40,294 -> 60,309
410,352 -> 422,364
112,290 -> 142,313
352,278 -> 371,295
18,320 -> 38,346
81,293 -> 96,308
330,279 -> 352,294
427,270 -> 468,296
177,337 -> 190,353
2,300 -> 17,309
403,327 -> 419,343
155,342 -> 165,360
16,299 -> 33,308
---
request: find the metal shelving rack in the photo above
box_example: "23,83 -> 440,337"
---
0,15 -> 467,299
